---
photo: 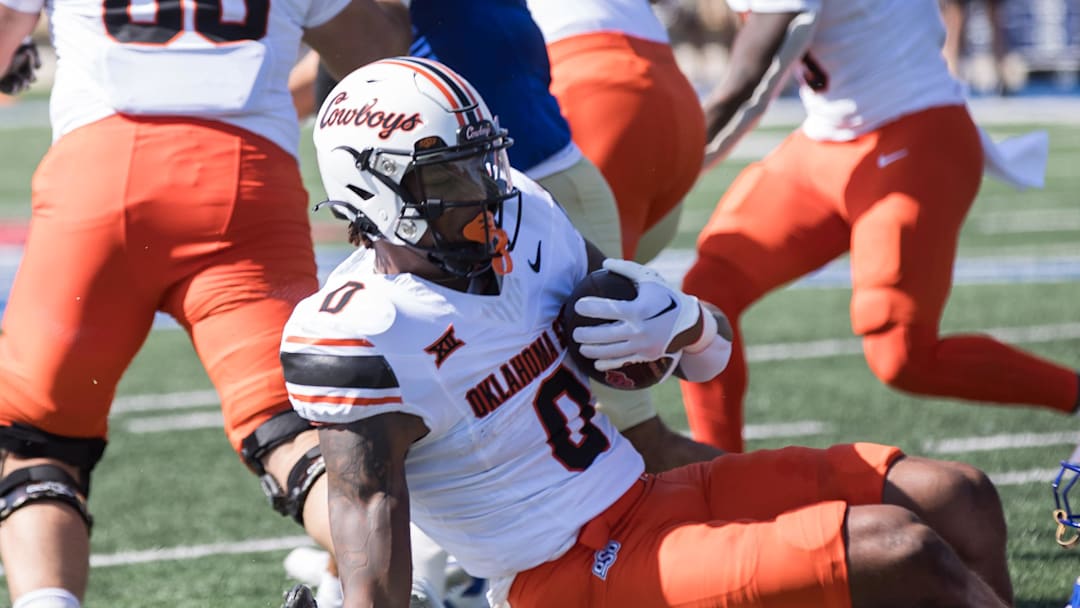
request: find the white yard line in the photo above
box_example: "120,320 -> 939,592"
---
678,420 -> 828,442
745,322 -> 1080,362
89,535 -> 313,567
744,420 -> 827,440
111,390 -> 219,414
974,209 -> 1080,235
124,412 -> 831,442
646,249 -> 1080,290
0,536 -> 315,577
924,431 -> 1080,455
125,411 -> 224,433
990,467 -> 1062,487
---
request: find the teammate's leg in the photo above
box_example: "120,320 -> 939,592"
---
547,33 -> 704,261
157,124 -> 333,576
939,0 -> 967,78
679,132 -> 850,451
851,106 -> 1079,413
535,155 -> 623,259
0,116 -> 158,606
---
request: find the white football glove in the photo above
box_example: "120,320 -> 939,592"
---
572,258 -> 706,371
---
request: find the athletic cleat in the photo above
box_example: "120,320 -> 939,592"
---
409,591 -> 435,608
282,584 -> 318,608
444,558 -> 487,608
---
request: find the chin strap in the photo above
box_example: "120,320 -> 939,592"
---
463,210 -> 513,275
1057,509 -> 1080,548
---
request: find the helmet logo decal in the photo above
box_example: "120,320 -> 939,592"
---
415,136 -> 442,150
319,91 -> 423,140
462,211 -> 513,276
463,122 -> 493,141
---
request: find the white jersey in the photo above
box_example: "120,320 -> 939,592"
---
526,0 -> 670,45
2,0 -> 348,156
730,0 -> 965,141
281,171 -> 645,580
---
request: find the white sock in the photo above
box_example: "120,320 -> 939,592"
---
283,546 -> 331,587
13,588 -> 81,608
314,570 -> 343,608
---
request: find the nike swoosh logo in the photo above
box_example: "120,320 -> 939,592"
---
528,241 -> 542,273
877,149 -> 909,168
644,296 -> 677,320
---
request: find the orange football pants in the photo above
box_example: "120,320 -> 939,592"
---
680,105 -> 1079,452
547,33 -> 705,260
509,443 -> 902,608
0,114 -> 318,452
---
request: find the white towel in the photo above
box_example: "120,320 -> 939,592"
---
978,126 -> 1049,191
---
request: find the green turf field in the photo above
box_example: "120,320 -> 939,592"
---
0,115 -> 1078,606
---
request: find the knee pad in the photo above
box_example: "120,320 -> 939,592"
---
0,423 -> 103,530
0,465 -> 93,530
0,423 -> 106,482
240,411 -> 325,525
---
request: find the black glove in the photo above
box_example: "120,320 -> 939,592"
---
0,38 -> 42,96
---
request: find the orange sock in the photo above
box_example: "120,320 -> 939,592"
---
679,342 -> 747,453
864,324 -> 1080,413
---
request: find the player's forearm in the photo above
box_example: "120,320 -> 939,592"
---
319,419 -> 420,608
703,11 -> 799,140
331,490 -> 413,608
305,0 -> 411,82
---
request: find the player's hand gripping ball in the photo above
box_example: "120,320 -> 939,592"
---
561,269 -> 675,390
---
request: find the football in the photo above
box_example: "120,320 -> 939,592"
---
561,269 -> 675,390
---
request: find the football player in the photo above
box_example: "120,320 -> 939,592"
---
290,0 -> 717,462
526,0 -> 705,265
283,56 -> 1013,608
680,0 -> 1079,453
0,0 -> 408,606
286,2 -> 727,605
940,0 -> 1011,93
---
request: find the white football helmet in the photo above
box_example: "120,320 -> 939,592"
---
313,57 -> 520,277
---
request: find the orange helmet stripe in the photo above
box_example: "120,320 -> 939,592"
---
380,57 -> 481,128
